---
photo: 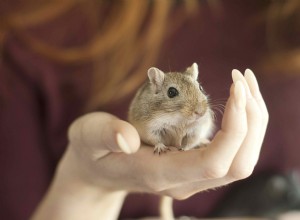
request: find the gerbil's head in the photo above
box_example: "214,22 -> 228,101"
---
147,63 -> 209,122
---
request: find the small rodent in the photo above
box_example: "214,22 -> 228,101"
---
128,63 -> 215,220
128,63 -> 214,154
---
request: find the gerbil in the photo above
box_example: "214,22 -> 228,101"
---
128,63 -> 215,220
128,63 -> 214,153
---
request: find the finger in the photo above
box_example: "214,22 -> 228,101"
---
233,69 -> 269,139
244,69 -> 269,143
198,80 -> 247,179
230,70 -> 268,179
232,69 -> 252,98
68,112 -> 140,158
230,70 -> 263,178
228,93 -> 262,179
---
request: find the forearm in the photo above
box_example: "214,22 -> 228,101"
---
31,148 -> 127,220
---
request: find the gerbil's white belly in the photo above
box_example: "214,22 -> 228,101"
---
143,111 -> 214,149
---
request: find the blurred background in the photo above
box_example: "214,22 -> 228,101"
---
1,0 -> 300,219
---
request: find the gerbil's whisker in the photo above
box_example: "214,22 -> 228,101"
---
208,99 -> 226,117
211,105 -> 225,116
167,60 -> 172,73
209,98 -> 227,105
210,110 -> 217,121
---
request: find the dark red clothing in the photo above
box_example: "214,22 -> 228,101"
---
1,1 -> 300,219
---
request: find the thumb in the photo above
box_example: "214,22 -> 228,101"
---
68,112 -> 140,158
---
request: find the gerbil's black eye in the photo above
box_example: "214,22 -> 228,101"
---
167,87 -> 179,98
199,85 -> 204,91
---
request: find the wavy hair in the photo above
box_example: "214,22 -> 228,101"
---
0,0 -> 199,110
1,0 -> 299,110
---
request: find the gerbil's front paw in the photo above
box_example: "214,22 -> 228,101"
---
200,139 -> 211,147
178,147 -> 187,151
154,143 -> 169,155
179,139 -> 211,151
196,139 -> 211,148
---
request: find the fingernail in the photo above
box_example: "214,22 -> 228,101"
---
234,81 -> 246,109
232,69 -> 251,98
116,133 -> 132,154
244,69 -> 260,96
232,69 -> 243,82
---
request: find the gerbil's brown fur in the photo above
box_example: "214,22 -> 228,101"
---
128,63 -> 214,154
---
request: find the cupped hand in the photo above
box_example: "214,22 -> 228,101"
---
64,69 -> 268,199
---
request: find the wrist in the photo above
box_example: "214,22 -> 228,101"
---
32,148 -> 128,220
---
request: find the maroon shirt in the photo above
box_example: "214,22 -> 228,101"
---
1,1 -> 300,219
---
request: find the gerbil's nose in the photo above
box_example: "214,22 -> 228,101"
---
194,102 -> 207,117
194,108 -> 204,117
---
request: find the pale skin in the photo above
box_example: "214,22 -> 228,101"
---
31,69 -> 269,220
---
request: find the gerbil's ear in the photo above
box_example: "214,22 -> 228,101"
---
147,67 -> 165,93
185,63 -> 199,81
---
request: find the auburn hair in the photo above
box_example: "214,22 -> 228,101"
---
0,0 -> 200,110
1,0 -> 299,110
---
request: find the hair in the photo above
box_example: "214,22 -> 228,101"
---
260,0 -> 300,74
0,0 -> 199,110
1,0 -> 299,110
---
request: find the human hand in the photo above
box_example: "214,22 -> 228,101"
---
63,69 -> 268,200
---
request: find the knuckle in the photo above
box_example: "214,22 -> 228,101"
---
259,102 -> 269,124
169,191 -> 191,201
263,111 -> 269,125
203,164 -> 228,179
173,194 -> 189,201
229,165 -> 254,180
